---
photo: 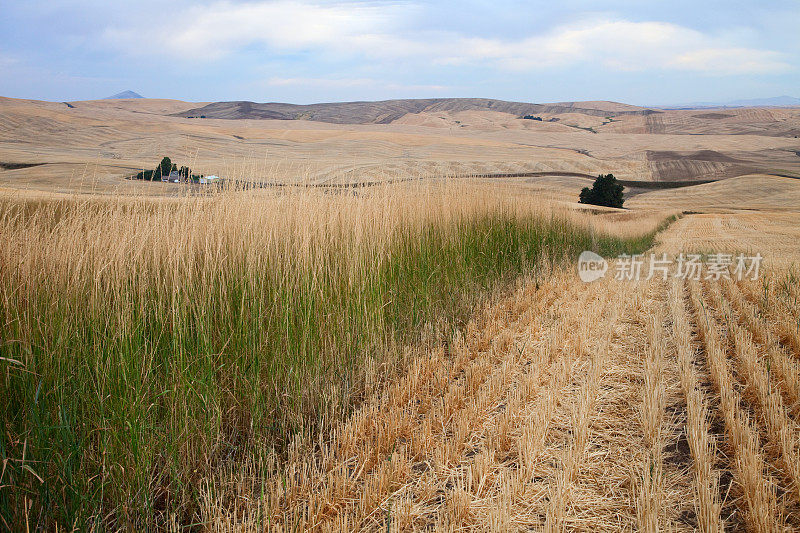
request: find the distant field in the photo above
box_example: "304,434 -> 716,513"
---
627,173 -> 800,212
1,96 -> 799,197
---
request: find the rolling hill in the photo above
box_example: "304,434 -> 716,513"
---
1,95 -> 798,194
172,98 -> 660,124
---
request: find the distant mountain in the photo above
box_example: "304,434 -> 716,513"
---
726,96 -> 800,107
657,95 -> 800,109
104,90 -> 143,100
172,98 -> 660,125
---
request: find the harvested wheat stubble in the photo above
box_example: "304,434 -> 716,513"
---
721,278 -> 800,418
736,276 -> 800,361
702,280 -> 800,518
539,278 -> 694,532
635,279 -> 702,532
543,280 -> 631,531
689,280 -> 784,532
669,279 -> 724,532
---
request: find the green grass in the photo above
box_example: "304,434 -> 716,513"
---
0,201 -> 673,530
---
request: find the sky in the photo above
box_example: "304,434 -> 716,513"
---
0,0 -> 798,105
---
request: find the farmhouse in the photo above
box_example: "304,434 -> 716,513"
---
162,170 -> 181,183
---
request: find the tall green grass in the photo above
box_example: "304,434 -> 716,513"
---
0,188 -> 673,530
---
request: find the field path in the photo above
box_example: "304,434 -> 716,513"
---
210,214 -> 800,532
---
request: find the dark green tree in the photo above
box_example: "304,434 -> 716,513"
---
158,157 -> 172,178
579,173 -> 624,208
178,166 -> 192,180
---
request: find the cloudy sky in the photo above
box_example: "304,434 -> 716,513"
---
1,0 -> 798,105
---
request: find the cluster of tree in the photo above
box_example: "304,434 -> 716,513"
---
133,157 -> 199,182
522,115 -> 543,121
132,169 -> 159,181
579,173 -> 625,208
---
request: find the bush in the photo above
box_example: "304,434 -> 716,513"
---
133,169 -> 157,181
579,173 -> 625,208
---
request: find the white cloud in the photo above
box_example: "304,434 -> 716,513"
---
104,3 -> 792,76
446,20 -> 792,75
668,48 -> 789,74
264,76 -> 448,91
267,77 -> 376,88
108,1 -> 403,60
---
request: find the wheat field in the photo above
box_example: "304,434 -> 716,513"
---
1,176 -> 798,531
0,181 -> 673,530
